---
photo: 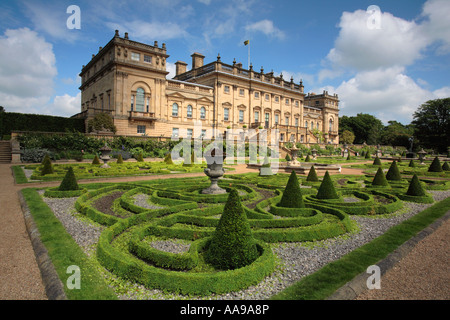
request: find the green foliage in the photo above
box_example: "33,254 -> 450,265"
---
136,152 -> 144,162
164,152 -> 174,164
340,129 -> 355,144
373,156 -> 381,166
385,161 -> 401,181
408,159 -> 416,168
278,171 -> 305,208
443,161 -> 450,171
87,112 -> 117,134
21,148 -> 52,163
305,154 -> 311,162
428,157 -> 443,172
306,165 -> 319,182
406,174 -> 425,197
116,154 -> 124,164
92,155 -> 101,165
41,155 -> 54,175
285,153 -> 291,161
206,189 -> 259,270
316,171 -> 339,199
365,151 -> 371,159
339,113 -> 384,145
58,167 -> 79,191
372,167 -> 389,186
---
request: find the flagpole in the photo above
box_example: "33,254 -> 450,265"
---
248,42 -> 250,69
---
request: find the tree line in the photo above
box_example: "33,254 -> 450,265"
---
338,98 -> 449,154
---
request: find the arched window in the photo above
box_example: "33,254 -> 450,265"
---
135,88 -> 145,112
200,107 -> 206,119
329,119 -> 333,132
305,120 -> 308,128
187,105 -> 193,118
311,121 -> 314,130
172,103 -> 179,117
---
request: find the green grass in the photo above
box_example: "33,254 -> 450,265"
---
12,165 -> 28,184
21,188 -> 118,300
270,196 -> 450,300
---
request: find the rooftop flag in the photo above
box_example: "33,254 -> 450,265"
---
244,40 -> 249,46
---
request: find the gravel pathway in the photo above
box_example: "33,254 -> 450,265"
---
39,186 -> 450,300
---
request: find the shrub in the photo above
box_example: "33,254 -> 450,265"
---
316,171 -> 339,199
305,154 -> 311,162
278,171 -> 305,208
428,157 -> 443,172
164,152 -> 174,164
116,154 -> 124,164
92,155 -> 101,165
385,161 -> 401,181
372,167 -> 389,186
443,161 -> 450,171
285,154 -> 291,161
21,148 -> 51,163
365,151 -> 371,159
137,152 -> 144,162
373,156 -> 381,166
408,159 -> 416,168
406,174 -> 425,197
41,155 -> 54,175
58,167 -> 79,191
87,112 -> 117,134
206,188 -> 259,270
306,165 -> 319,182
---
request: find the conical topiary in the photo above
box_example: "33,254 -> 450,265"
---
164,152 -> 174,165
365,151 -> 371,159
316,171 -> 339,199
92,155 -> 101,165
305,154 -> 311,162
58,167 -> 79,191
442,161 -> 450,171
41,155 -> 54,175
137,152 -> 144,162
406,174 -> 426,197
385,161 -> 401,181
373,156 -> 381,166
116,153 -> 124,164
408,159 -> 415,168
206,189 -> 259,270
346,154 -> 351,161
285,153 -> 291,161
306,165 -> 319,182
278,171 -> 305,208
372,167 -> 389,186
428,157 -> 443,172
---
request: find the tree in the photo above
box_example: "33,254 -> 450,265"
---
339,113 -> 383,145
380,121 -> 414,147
206,189 -> 259,270
340,129 -> 355,144
87,112 -> 117,134
412,98 -> 450,153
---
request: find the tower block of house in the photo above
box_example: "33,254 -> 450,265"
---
76,31 -> 339,144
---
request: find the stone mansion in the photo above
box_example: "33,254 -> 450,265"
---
75,31 -> 339,144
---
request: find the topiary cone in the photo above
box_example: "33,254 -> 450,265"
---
386,160 -> 402,181
206,188 -> 259,270
406,174 -> 425,197
442,161 -> 450,171
372,167 -> 389,186
58,167 -> 79,191
428,157 -> 443,172
305,154 -> 311,162
116,154 -> 124,164
408,159 -> 415,168
306,165 -> 319,182
92,155 -> 100,165
41,155 -> 54,175
316,171 -> 339,199
373,156 -> 381,166
278,171 -> 305,208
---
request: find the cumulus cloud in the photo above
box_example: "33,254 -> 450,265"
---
44,92 -> 81,117
245,20 -> 285,40
420,0 -> 450,54
106,21 -> 188,41
0,28 -> 57,112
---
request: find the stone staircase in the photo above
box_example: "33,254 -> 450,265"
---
0,141 -> 12,163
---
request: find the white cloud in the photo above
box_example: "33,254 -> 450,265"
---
245,20 -> 285,40
44,92 -> 81,117
166,62 -> 177,80
0,28 -> 57,112
420,0 -> 450,54
106,20 -> 188,41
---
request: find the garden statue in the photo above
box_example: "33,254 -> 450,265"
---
406,137 -> 416,158
282,144 -> 301,167
99,143 -> 112,168
202,147 -> 227,194
418,148 -> 427,164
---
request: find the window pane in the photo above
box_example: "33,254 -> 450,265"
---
239,110 -> 244,122
144,55 -> 152,63
135,88 -> 145,112
187,105 -> 192,118
172,103 -> 178,116
131,52 -> 140,61
224,108 -> 229,121
200,107 -> 206,119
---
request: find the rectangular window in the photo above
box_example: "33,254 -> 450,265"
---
201,129 -> 206,138
239,89 -> 244,96
254,92 -> 259,99
254,111 -> 259,122
280,133 -> 284,141
285,117 -> 289,126
224,85 -> 230,93
275,114 -> 279,124
275,96 -> 279,103
265,94 -> 270,101
295,118 -> 299,127
144,55 -> 152,63
137,125 -> 146,134
285,98 -> 290,105
295,101 -> 299,107
172,128 -> 179,137
239,110 -> 244,123
187,129 -> 193,137
131,52 -> 140,61
224,108 -> 229,121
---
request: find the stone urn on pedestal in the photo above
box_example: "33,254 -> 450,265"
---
99,143 -> 112,168
202,147 -> 227,194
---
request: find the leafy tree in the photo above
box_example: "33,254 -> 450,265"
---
87,112 -> 117,134
380,121 -> 414,147
340,129 -> 355,144
412,98 -> 450,153
339,113 -> 383,145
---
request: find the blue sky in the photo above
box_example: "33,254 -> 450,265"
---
0,0 -> 449,124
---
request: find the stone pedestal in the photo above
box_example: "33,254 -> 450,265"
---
202,147 -> 227,194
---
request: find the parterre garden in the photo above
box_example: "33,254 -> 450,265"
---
19,154 -> 450,299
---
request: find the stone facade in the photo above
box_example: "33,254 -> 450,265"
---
76,31 -> 339,144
